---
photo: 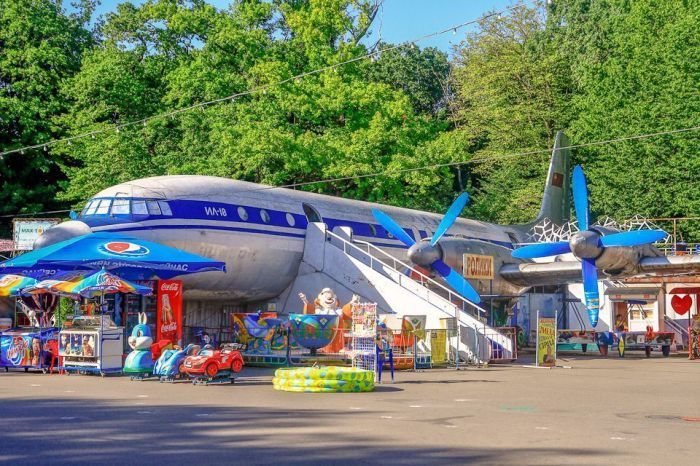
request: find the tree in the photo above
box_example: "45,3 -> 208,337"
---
59,0 -> 454,212
364,43 -> 450,116
448,2 -> 566,224
547,0 -> 700,236
0,0 -> 93,218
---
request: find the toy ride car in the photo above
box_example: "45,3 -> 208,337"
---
153,344 -> 199,382
181,343 -> 244,382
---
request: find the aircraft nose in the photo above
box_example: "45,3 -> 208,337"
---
569,230 -> 602,259
33,220 -> 92,250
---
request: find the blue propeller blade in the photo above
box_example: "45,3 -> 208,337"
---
581,258 -> 600,327
511,241 -> 571,259
572,165 -> 589,231
371,209 -> 416,247
599,230 -> 667,247
431,259 -> 481,304
431,192 -> 469,246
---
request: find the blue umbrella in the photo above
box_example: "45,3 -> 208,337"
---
0,232 -> 226,280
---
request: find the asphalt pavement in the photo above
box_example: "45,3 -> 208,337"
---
0,353 -> 698,465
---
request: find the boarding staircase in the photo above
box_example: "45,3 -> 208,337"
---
287,223 -> 514,364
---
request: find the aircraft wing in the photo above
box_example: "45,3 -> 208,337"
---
499,254 -> 700,287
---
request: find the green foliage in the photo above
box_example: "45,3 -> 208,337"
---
59,0 -> 454,212
449,3 -> 564,224
0,0 -> 92,215
2,0 -> 699,240
546,0 -> 700,235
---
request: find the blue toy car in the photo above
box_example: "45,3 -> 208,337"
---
153,344 -> 199,382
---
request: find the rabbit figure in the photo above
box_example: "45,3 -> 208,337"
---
123,312 -> 155,375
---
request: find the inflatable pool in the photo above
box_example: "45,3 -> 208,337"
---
272,366 -> 374,393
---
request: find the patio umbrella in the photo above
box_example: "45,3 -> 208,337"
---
0,231 -> 226,280
0,274 -> 38,297
48,269 -> 153,299
21,271 -> 89,300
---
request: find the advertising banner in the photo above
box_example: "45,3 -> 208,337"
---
537,316 -> 557,367
157,280 -> 183,344
12,219 -> 60,250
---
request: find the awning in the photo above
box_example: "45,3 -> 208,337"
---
668,287 -> 700,295
604,287 -> 661,302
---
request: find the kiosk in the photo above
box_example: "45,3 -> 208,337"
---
59,315 -> 123,375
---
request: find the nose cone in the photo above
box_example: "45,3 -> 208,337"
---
34,221 -> 92,250
407,241 -> 441,267
569,230 -> 602,259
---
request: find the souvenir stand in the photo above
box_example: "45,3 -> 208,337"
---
59,310 -> 123,376
0,298 -> 58,373
350,303 -> 377,380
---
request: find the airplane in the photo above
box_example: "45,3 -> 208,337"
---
33,131 -> 700,326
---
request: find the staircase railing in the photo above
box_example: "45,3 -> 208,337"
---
325,230 -> 489,321
664,315 -> 689,345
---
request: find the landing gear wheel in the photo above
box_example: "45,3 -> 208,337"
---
205,363 -> 218,378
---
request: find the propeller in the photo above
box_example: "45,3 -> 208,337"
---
511,165 -> 666,327
372,193 -> 480,304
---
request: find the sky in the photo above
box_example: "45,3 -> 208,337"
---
87,0 -> 517,53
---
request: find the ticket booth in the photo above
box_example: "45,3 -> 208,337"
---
605,287 -> 662,332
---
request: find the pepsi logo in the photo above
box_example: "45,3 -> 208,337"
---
99,241 -> 150,257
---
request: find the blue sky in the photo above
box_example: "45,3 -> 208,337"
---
88,0 -> 516,53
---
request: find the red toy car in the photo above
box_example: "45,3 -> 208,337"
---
181,344 -> 244,378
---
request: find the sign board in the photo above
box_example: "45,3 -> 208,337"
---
463,254 -> 494,280
157,280 -> 183,345
536,316 -> 557,367
12,219 -> 60,250
430,329 -> 447,365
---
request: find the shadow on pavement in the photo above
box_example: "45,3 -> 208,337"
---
0,396 -> 618,466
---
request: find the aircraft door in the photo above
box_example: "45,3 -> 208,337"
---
302,203 -> 323,224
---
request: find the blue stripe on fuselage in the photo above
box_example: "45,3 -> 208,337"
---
81,198 -> 512,249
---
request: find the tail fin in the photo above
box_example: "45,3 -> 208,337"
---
536,131 -> 571,225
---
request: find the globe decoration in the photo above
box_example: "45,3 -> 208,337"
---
289,314 -> 338,354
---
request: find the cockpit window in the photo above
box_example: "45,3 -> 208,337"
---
95,199 -> 111,215
158,201 -> 172,216
112,199 -> 130,215
146,200 -> 161,215
132,200 -> 148,215
79,197 -> 172,217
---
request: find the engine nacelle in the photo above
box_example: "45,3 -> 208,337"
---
437,237 -> 523,296
592,227 -> 661,274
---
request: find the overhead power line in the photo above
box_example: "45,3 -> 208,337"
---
0,8 -> 508,159
3,123 -> 699,218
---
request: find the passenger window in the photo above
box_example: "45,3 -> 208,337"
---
369,224 -> 377,236
111,199 -> 130,215
237,207 -> 248,221
286,213 -> 296,227
95,199 -> 111,215
146,200 -> 161,215
260,209 -> 270,224
132,200 -> 148,215
158,201 -> 172,216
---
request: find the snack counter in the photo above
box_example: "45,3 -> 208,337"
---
59,315 -> 123,375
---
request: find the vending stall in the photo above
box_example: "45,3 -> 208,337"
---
59,314 -> 123,375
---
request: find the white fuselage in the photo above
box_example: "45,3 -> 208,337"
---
77,176 -> 517,301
